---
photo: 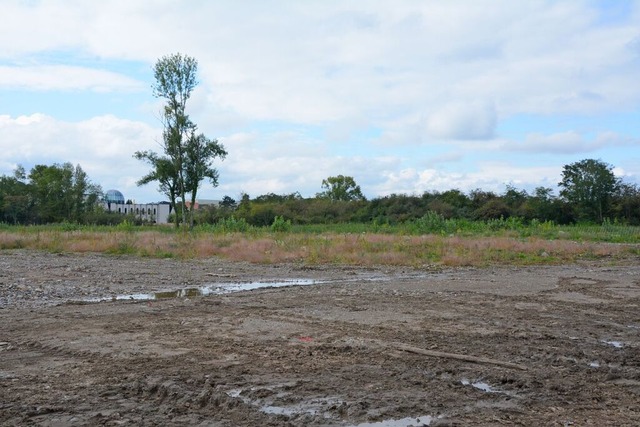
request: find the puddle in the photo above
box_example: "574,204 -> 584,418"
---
226,388 -> 339,420
353,416 -> 434,426
82,279 -> 322,303
603,340 -> 624,348
227,389 -> 243,398
461,378 -> 498,393
227,386 -> 438,426
459,378 -> 514,395
261,404 -> 319,416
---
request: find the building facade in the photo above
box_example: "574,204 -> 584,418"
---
102,189 -> 171,224
103,201 -> 171,224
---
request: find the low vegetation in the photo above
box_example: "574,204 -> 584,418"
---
1,155 -> 639,268
0,218 -> 638,268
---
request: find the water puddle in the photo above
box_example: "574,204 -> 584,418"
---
461,378 -> 498,393
227,389 -> 243,398
261,403 -> 320,416
603,340 -> 624,348
353,415 -> 434,426
226,387 -> 436,425
226,387 -> 339,418
82,279 -> 322,303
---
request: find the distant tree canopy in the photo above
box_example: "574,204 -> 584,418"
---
317,175 -> 366,202
193,159 -> 639,227
2,158 -> 639,226
0,163 -> 102,224
559,159 -> 619,223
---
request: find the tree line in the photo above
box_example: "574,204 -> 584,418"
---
1,158 -> 638,226
195,159 -> 640,227
0,163 -> 104,225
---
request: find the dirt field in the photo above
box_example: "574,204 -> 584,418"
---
1,249 -> 639,426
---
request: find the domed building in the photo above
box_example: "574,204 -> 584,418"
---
102,189 -> 170,224
104,189 -> 125,204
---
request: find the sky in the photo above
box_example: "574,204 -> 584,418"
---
1,0 -> 640,203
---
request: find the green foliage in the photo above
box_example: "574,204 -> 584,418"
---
116,219 -> 136,233
367,194 -> 429,223
4,157 -> 640,231
559,159 -> 619,223
270,215 -> 292,232
107,240 -> 137,255
0,163 -> 102,225
82,209 -> 130,226
184,132 -> 227,227
612,183 -> 640,225
317,175 -> 366,202
412,211 -> 454,234
134,151 -> 179,226
0,170 -> 30,224
198,216 -> 253,233
473,198 -> 511,220
136,53 -> 225,229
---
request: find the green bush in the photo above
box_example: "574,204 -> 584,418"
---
270,215 -> 292,232
212,216 -> 252,233
411,211 -> 457,235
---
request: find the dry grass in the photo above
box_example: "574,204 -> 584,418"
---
0,229 -> 637,267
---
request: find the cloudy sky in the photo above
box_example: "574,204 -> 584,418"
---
1,1 -> 640,202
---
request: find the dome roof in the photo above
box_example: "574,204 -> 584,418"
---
104,189 -> 125,204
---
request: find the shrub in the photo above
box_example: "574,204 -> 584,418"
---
270,215 -> 292,232
412,211 -> 454,234
214,216 -> 252,233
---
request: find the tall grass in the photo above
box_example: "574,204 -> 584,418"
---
0,220 -> 638,267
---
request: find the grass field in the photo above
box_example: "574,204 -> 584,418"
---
1,220 -> 638,267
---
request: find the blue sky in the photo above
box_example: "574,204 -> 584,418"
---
1,0 -> 639,203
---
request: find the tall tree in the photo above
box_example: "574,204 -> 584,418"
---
612,182 -> 640,225
71,164 -> 101,222
154,53 -> 197,227
184,131 -> 227,228
136,53 -> 225,227
317,175 -> 366,202
134,151 -> 180,227
0,166 -> 30,224
559,159 -> 619,223
523,186 -> 556,221
27,163 -> 101,224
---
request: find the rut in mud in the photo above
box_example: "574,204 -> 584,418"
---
1,250 -> 639,426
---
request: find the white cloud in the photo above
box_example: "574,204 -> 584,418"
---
2,1 -> 640,201
372,162 -> 562,196
0,113 -> 157,160
0,113 -> 160,200
0,65 -> 143,92
212,131 -> 400,198
425,101 -> 496,140
505,131 -> 638,154
4,1 -> 640,121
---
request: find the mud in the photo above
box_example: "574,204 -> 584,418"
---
1,249 -> 639,426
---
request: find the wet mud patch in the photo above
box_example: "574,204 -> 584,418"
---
79,279 -> 324,303
1,251 -> 640,425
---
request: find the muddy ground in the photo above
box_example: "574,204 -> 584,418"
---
1,249 -> 639,426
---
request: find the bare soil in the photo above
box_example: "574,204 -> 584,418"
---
1,249 -> 639,426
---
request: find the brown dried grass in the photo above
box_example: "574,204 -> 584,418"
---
0,229 -> 636,267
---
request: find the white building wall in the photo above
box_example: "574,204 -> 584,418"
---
103,202 -> 171,224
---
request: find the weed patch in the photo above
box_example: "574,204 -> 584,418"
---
0,223 -> 637,267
